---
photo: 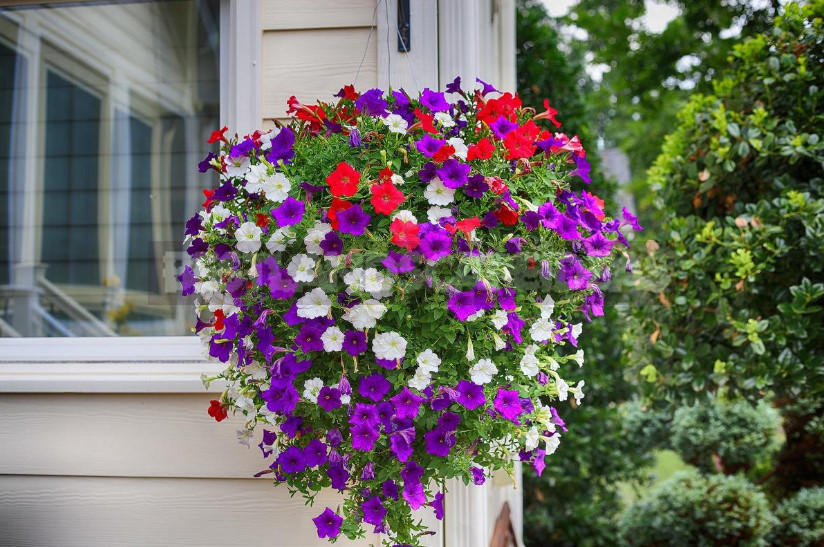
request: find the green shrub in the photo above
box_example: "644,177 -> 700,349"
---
769,487 -> 824,546
671,399 -> 780,474
619,472 -> 777,546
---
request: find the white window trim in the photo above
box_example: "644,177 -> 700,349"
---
0,0 -> 260,392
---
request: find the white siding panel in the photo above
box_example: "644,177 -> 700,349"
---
0,394 -> 265,478
263,0 -> 377,31
262,28 -> 378,120
0,475 -> 375,547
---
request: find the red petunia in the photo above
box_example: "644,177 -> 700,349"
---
390,218 -> 420,251
493,204 -> 519,226
476,92 -> 522,124
371,182 -> 405,215
212,308 -> 226,331
467,138 -> 495,161
328,198 -> 353,230
432,144 -> 455,163
256,213 -> 270,228
207,126 -> 229,144
326,162 -> 361,197
488,177 -> 508,195
413,108 -> 438,134
337,84 -> 359,101
535,99 -> 562,128
379,166 -> 395,182
456,217 -> 481,234
208,400 -> 228,422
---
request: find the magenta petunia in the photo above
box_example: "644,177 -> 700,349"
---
317,386 -> 342,412
436,158 -> 471,189
391,387 -> 425,420
583,231 -> 614,257
382,251 -> 415,273
558,255 -> 593,290
493,388 -> 523,422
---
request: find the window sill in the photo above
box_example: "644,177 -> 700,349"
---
0,337 -> 224,393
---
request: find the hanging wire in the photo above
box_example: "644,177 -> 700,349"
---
354,0 -> 382,87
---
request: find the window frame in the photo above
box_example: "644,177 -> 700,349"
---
0,0 -> 260,391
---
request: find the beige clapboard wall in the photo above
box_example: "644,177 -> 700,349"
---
0,1 -> 521,545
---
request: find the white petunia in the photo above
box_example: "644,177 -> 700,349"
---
447,137 -> 468,159
408,368 -> 432,391
296,288 -> 332,318
344,304 -> 378,329
573,380 -> 586,405
467,309 -> 486,322
547,356 -> 560,371
360,299 -> 388,320
303,377 -> 324,403
520,353 -> 540,377
370,276 -> 395,300
492,332 -> 507,350
529,318 -> 554,343
237,428 -> 255,447
362,268 -> 386,295
321,326 -> 344,352
524,344 -> 539,357
571,323 -> 583,339
261,172 -> 291,203
537,295 -> 555,319
197,279 -> 220,301
225,154 -> 250,178
382,113 -> 409,134
266,227 -> 296,253
545,434 -> 561,455
235,221 -> 262,253
491,310 -> 509,330
304,222 -> 332,255
416,349 -> 441,373
434,111 -> 455,128
525,426 -> 540,452
343,268 -> 366,292
427,206 -> 453,224
243,361 -> 268,381
372,331 -> 408,361
245,163 -> 271,194
573,349 -> 585,367
207,204 -> 231,225
286,254 -> 316,283
234,395 -> 256,414
340,394 -> 351,405
469,358 -> 498,385
391,174 -> 405,186
392,209 -> 418,224
556,378 -> 569,401
424,177 -> 456,205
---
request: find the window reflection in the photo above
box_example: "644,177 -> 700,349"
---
0,1 -> 220,337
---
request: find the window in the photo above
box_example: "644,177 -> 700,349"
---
0,0 -> 222,337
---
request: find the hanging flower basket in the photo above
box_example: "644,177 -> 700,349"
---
179,78 -> 640,546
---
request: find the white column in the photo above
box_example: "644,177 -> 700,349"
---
221,0 -> 261,136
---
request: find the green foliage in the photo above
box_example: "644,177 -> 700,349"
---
768,487 -> 824,546
670,400 -> 780,474
627,0 -> 824,404
619,472 -> 777,547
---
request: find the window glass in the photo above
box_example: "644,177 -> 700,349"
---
0,0 -> 220,337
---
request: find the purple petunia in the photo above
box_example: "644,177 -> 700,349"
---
358,373 -> 392,403
177,265 -> 196,296
583,231 -> 614,257
553,215 -> 581,240
362,496 -> 387,526
431,491 -> 445,520
337,204 -> 371,235
296,322 -> 325,352
312,507 -> 343,539
493,388 -> 524,422
570,154 -> 591,184
187,237 -> 208,258
447,290 -> 479,321
327,463 -> 349,490
320,231 -> 344,256
420,88 -> 450,112
390,427 -> 416,462
521,211 -> 542,231
355,89 -> 388,117
318,386 -> 342,412
455,380 -> 486,410
418,229 -> 453,261
382,251 -> 415,274
558,255 -> 593,290
349,403 -> 379,426
262,378 -> 299,415
304,439 -> 328,467
504,237 -> 523,255
266,128 -> 296,165
391,388 -> 425,420
424,426 -> 456,457
350,422 -> 380,451
343,330 -> 367,356
436,159 -> 471,189
383,479 -> 400,500
489,115 -> 518,139
470,466 -> 486,485
415,134 -> 446,157
271,196 -> 305,227
278,445 -> 307,474
464,173 -> 489,198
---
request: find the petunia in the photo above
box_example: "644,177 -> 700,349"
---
349,403 -> 379,426
312,507 -> 343,539
350,422 -> 380,451
464,173 -> 489,198
383,479 -> 400,500
489,115 -> 519,139
431,491 -> 445,520
372,331 -> 408,361
558,255 -> 593,290
354,88 -> 388,117
296,288 -> 332,318
177,265 -> 196,296
570,154 -> 591,184
337,204 -> 371,235
370,182 -> 405,215
318,386 -> 343,412
420,88 -> 450,112
424,426 -> 455,457
391,388 -> 425,420
418,229 -> 453,261
342,330 -> 367,356
266,127 -> 295,164
455,380 -> 486,410
447,291 -> 479,321
303,439 -> 328,467
390,427 -> 416,463
469,358 -> 498,385
470,466 -> 486,485
358,373 -> 392,403
382,251 -> 415,273
435,159 -> 471,189
319,231 -> 344,256
415,134 -> 446,157
278,445 -> 306,474
493,388 -> 524,422
362,496 -> 388,526
271,197 -> 305,227
326,162 -> 361,197
327,464 -> 349,491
